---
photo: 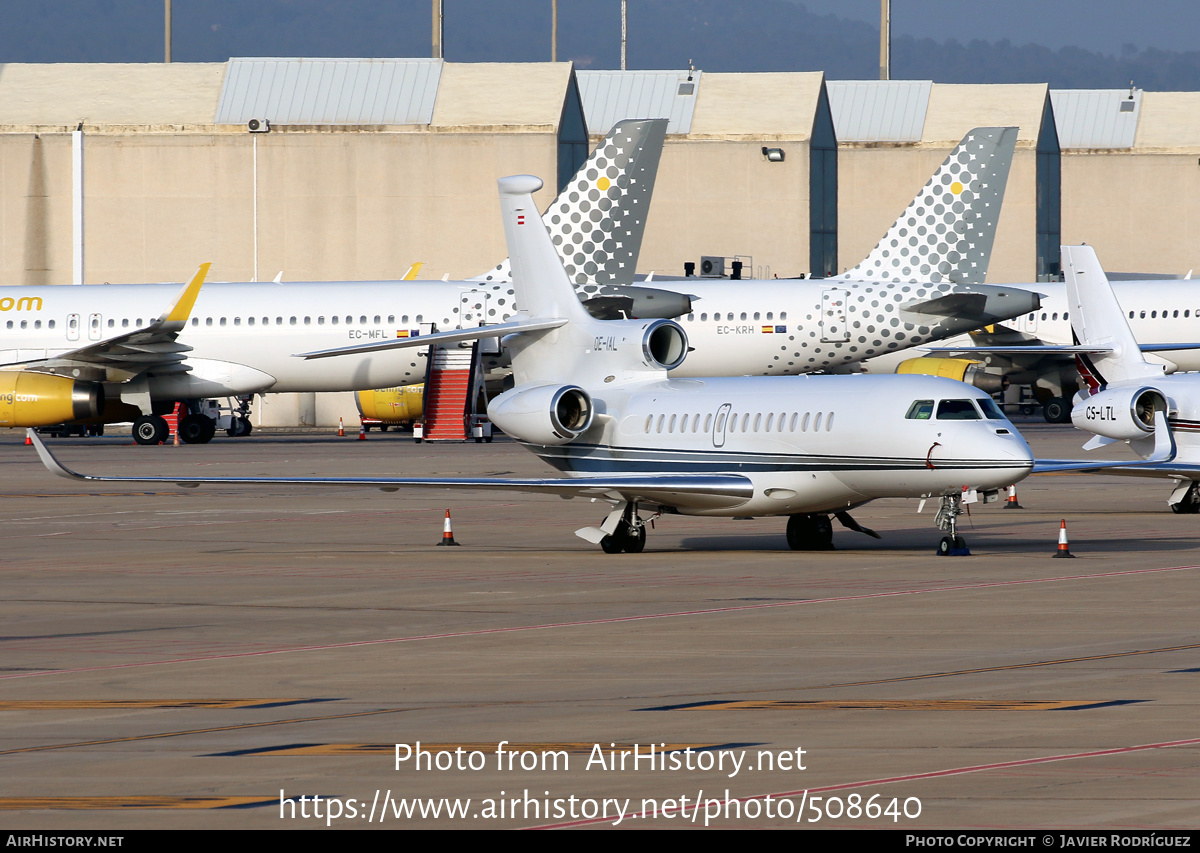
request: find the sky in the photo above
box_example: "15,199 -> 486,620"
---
795,0 -> 1200,55
1,1 -> 1197,82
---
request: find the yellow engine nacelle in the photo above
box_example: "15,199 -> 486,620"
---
896,357 -> 1007,395
355,385 -> 424,423
0,372 -> 103,427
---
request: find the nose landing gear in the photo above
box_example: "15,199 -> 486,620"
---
935,493 -> 971,556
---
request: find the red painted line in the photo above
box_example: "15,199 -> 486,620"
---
531,735 -> 1200,829
4,563 -> 1196,681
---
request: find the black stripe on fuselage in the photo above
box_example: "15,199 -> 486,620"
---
526,442 -> 1028,474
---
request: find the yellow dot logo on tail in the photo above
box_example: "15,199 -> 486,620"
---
597,177 -> 610,191
950,181 -> 964,194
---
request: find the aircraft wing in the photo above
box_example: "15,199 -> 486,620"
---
27,430 -> 754,511
3,264 -> 210,384
296,317 -> 567,360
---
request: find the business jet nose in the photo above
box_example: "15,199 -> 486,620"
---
991,423 -> 1035,479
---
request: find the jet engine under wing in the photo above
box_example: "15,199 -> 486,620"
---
28,430 -> 754,511
5,264 -> 210,384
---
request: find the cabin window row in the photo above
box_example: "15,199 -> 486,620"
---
644,410 -> 835,434
187,314 -> 409,327
686,311 -> 788,322
1130,309 -> 1190,319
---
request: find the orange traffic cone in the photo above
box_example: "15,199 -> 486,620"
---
357,424 -> 367,441
1053,519 -> 1075,558
24,432 -> 32,446
337,417 -> 345,437
437,509 -> 461,546
1004,484 -> 1023,509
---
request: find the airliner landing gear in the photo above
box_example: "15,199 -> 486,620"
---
132,415 -> 169,445
935,494 -> 970,556
599,504 -> 647,554
1169,480 -> 1200,514
178,413 -> 217,444
786,514 -> 834,550
226,396 -> 254,437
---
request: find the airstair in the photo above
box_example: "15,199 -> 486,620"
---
415,342 -> 491,442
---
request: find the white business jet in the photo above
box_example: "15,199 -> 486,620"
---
1032,244 -> 1200,512
31,175 -> 1036,555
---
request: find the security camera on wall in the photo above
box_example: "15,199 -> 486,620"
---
247,118 -> 271,133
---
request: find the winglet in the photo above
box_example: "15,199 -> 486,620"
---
402,262 -> 423,281
27,430 -> 89,482
162,263 -> 211,325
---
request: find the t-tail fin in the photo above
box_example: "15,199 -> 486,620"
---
1063,244 -> 1164,388
499,175 -> 593,324
473,118 -> 667,289
834,126 -> 1017,285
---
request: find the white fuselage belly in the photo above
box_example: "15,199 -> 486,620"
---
0,277 -> 1019,399
528,375 -> 1034,516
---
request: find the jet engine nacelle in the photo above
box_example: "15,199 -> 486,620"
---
356,385 -> 424,423
1071,386 -> 1169,440
0,371 -> 103,427
487,383 -> 593,445
642,319 -> 688,371
896,357 -> 1008,395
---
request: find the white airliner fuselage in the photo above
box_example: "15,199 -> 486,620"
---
0,276 -> 1036,398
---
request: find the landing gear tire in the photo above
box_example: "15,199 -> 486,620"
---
1043,397 -> 1071,424
226,416 -> 252,438
600,533 -> 623,554
623,523 -> 646,554
937,534 -> 969,556
786,514 -> 834,551
132,415 -> 169,446
178,414 -> 216,444
1171,481 -> 1200,514
599,519 -> 647,554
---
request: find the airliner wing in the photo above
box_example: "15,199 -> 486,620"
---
296,317 -> 567,360
27,430 -> 754,511
6,264 -> 209,383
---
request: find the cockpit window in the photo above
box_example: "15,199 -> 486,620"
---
905,400 -> 934,420
977,397 -> 1006,420
937,399 -> 982,420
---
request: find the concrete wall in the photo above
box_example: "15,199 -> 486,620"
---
0,126 -> 558,288
1060,93 -> 1200,275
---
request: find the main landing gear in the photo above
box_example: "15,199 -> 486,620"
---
1169,480 -> 1200,514
785,511 -> 881,551
935,493 -> 970,556
132,415 -> 170,446
786,514 -> 833,550
599,504 -> 648,554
